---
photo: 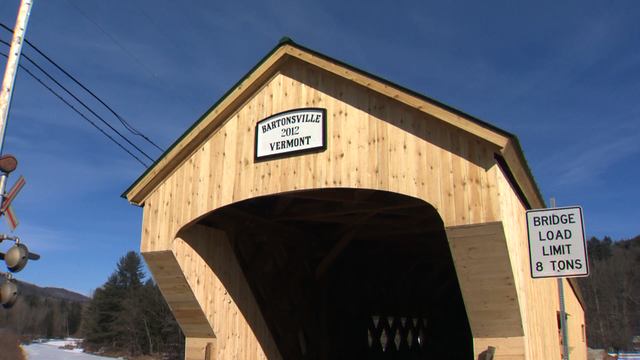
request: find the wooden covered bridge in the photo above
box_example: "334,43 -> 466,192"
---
123,38 -> 587,360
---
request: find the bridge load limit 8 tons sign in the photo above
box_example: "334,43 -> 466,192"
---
526,206 -> 589,279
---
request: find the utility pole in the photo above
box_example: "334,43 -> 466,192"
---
0,1 -> 39,309
0,0 -> 34,203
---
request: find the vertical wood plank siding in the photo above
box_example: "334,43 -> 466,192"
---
445,221 -> 525,359
172,225 -> 282,360
140,59 -> 500,253
135,57 -> 585,360
496,166 -> 587,360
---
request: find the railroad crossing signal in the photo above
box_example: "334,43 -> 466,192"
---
0,0 -> 38,310
0,235 -> 40,308
0,277 -> 18,308
0,174 -> 25,232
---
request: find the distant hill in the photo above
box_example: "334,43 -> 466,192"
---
0,278 -> 89,302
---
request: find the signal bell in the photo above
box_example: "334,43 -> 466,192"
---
4,243 -> 39,272
0,279 -> 18,309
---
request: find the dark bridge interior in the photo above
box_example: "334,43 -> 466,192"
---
199,188 -> 472,359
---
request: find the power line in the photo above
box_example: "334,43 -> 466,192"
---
0,51 -> 149,168
0,21 -> 165,153
65,0 -> 201,115
0,37 -> 156,163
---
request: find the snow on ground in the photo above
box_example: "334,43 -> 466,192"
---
615,355 -> 640,360
22,339 -> 124,360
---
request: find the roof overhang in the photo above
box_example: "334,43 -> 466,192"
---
123,38 -> 545,209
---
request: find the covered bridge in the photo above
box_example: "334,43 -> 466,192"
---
123,38 -> 587,360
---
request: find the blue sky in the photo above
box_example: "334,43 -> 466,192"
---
0,0 -> 638,296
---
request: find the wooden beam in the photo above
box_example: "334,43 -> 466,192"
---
392,256 -> 432,293
203,206 -> 325,245
446,221 -> 524,338
185,338 -> 217,360
246,240 -> 277,279
280,189 -> 380,203
270,196 -> 295,216
315,227 -> 358,278
276,213 -> 425,227
142,251 -> 216,339
204,342 -> 214,360
273,201 -> 426,222
315,210 -> 380,277
376,206 -> 440,218
354,189 -> 376,201
353,225 -> 443,239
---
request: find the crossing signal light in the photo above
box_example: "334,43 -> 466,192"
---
0,278 -> 18,309
0,236 -> 40,308
0,154 -> 18,173
0,236 -> 40,273
2,243 -> 40,272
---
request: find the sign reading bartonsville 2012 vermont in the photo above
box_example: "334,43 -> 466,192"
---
526,206 -> 589,279
255,108 -> 327,160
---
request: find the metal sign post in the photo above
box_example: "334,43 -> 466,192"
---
526,198 -> 590,360
551,198 -> 569,360
557,277 -> 569,359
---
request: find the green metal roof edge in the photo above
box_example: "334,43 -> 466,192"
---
123,37 -> 545,207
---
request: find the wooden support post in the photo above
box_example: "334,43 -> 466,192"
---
204,342 -> 214,360
184,338 -> 216,360
484,346 -> 495,360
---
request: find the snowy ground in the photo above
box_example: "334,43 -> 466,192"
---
22,339 -> 124,360
616,355 -> 640,360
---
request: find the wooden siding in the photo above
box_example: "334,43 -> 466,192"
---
125,44 -> 549,209
564,278 -> 588,360
496,165 -> 587,360
473,337 -> 526,360
131,56 -> 586,360
173,224 -> 282,360
185,338 -> 216,360
142,250 -> 215,338
140,58 -> 501,254
445,221 -> 524,341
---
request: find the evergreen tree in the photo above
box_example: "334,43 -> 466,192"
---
82,274 -> 122,350
116,251 -> 145,290
82,251 -> 184,358
68,301 -> 83,336
44,306 -> 55,338
577,234 -> 640,351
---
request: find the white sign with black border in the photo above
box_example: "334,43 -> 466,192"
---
255,108 -> 327,160
526,206 -> 589,279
